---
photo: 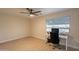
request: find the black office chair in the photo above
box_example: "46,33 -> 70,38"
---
47,28 -> 61,49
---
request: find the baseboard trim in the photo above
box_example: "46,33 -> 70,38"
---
60,43 -> 79,50
0,36 -> 29,44
67,45 -> 79,50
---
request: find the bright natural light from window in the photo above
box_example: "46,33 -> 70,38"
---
46,24 -> 69,33
46,16 -> 70,34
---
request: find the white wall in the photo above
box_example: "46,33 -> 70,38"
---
30,17 -> 46,40
0,13 -> 30,43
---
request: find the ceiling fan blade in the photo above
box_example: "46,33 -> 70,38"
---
32,11 -> 41,13
26,8 -> 30,11
26,8 -> 33,14
26,8 -> 33,12
32,13 -> 38,16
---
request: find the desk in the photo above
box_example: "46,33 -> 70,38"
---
59,33 -> 68,51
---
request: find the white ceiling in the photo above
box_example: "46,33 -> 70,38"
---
33,8 -> 69,15
0,8 -> 70,16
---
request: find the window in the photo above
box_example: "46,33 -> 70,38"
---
46,16 -> 70,39
46,16 -> 70,33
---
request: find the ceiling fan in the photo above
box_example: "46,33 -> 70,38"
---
20,8 -> 41,16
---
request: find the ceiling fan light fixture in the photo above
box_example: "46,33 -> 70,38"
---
29,14 -> 35,16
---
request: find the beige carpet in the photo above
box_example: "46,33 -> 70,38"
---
0,37 -> 62,51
